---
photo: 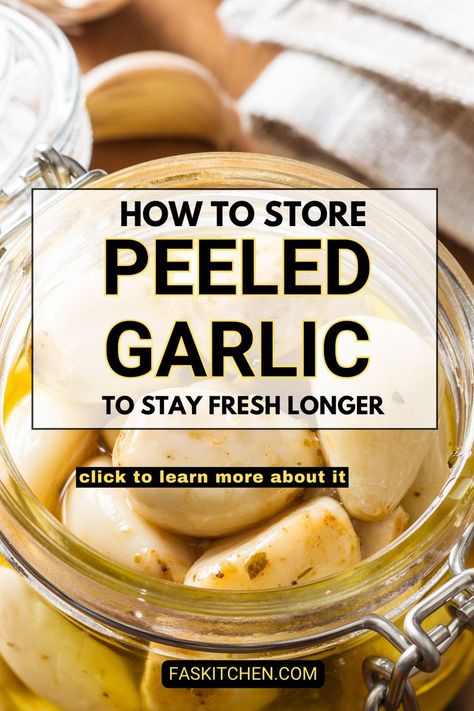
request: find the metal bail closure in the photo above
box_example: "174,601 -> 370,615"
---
22,145 -> 87,188
363,522 -> 474,711
364,657 -> 419,711
0,144 -> 106,242
21,144 -> 106,190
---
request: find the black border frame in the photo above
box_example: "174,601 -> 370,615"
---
30,186 -> 439,431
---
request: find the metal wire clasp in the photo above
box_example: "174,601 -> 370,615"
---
363,523 -> 474,711
1,144 -> 106,200
0,144 -> 106,243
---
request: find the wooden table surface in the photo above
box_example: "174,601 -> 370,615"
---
69,5 -> 472,707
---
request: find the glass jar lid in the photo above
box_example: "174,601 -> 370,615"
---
0,22 -> 12,116
0,1 -> 91,227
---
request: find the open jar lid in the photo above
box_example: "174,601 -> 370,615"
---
0,1 -> 91,229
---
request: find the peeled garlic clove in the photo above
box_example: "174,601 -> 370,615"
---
3,388 -> 96,510
34,268 -> 195,409
101,428 -> 121,453
0,653 -> 33,708
116,402 -> 321,537
315,316 -> 437,521
63,456 -> 195,583
84,52 -> 244,149
320,429 -> 433,521
185,497 -> 360,590
33,269 -> 172,405
354,506 -> 409,559
0,568 -> 140,711
142,648 -> 278,711
402,406 -> 452,520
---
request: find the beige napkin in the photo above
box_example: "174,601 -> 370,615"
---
219,0 -> 474,247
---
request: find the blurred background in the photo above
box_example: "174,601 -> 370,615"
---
68,0 -> 473,282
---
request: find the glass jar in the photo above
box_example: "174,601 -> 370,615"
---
0,153 -> 472,711
0,0 -> 91,233
23,0 -> 131,27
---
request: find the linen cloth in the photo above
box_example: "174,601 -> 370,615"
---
219,0 -> 474,247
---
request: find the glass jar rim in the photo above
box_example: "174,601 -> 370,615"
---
0,1 -> 81,189
0,153 -> 472,651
